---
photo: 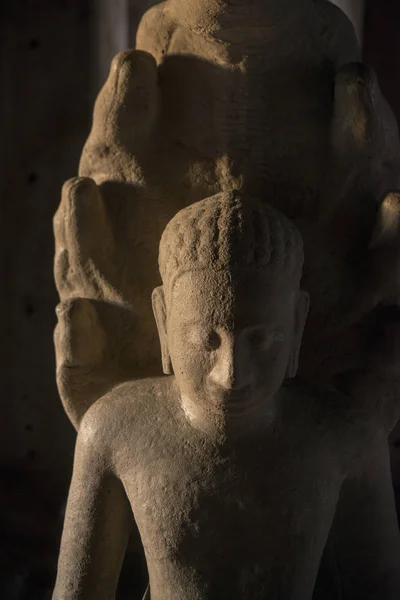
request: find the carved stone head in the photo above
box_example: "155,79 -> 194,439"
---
152,192 -> 309,431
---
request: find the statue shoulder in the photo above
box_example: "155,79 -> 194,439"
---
78,377 -> 171,462
281,380 -> 376,432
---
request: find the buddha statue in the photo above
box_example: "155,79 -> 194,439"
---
53,193 -> 400,600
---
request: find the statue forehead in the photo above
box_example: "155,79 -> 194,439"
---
167,268 -> 296,320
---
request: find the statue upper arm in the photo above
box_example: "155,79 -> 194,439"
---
326,434 -> 400,599
52,403 -> 135,600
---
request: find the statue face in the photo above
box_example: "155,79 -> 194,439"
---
156,268 -> 307,425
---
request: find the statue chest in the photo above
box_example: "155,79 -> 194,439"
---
123,431 -> 343,570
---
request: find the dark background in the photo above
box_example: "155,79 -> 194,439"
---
1,1 -> 399,598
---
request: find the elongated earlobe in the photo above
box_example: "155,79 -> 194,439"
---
369,192 -> 400,250
286,290 -> 310,379
152,286 -> 173,375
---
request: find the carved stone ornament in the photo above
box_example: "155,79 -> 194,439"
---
53,1 -> 400,598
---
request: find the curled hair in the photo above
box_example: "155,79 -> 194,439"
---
159,191 -> 304,291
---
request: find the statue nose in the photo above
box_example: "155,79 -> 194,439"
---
209,344 -> 251,391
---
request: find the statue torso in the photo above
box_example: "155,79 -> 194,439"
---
112,380 -> 367,600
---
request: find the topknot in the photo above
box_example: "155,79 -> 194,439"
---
159,191 -> 303,291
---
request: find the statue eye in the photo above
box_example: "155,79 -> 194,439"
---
248,328 -> 285,349
204,331 -> 221,350
248,329 -> 268,347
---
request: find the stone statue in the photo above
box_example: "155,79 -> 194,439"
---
53,193 -> 400,600
53,1 -> 400,597
54,0 -> 400,430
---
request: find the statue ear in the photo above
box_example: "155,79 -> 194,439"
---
369,192 -> 400,250
286,290 -> 310,379
152,286 -> 173,375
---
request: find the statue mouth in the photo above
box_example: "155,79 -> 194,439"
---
215,390 -> 268,416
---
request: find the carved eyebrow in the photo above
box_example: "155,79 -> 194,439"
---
244,323 -> 283,331
245,325 -> 285,338
234,322 -> 274,333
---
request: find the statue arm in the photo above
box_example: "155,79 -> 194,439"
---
327,433 -> 400,599
335,306 -> 400,435
52,409 -> 134,600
